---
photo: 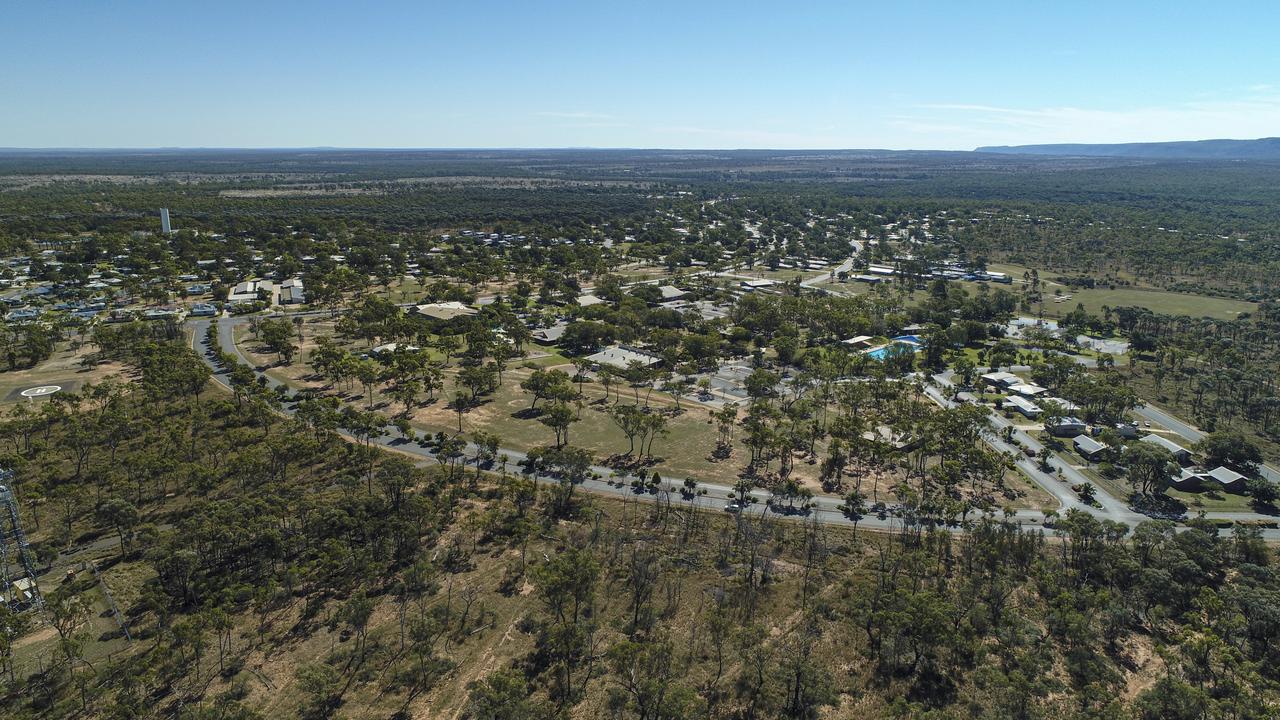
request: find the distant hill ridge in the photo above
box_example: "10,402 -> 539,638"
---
976,137 -> 1280,160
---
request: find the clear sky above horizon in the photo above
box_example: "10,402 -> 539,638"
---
4,1 -> 1279,150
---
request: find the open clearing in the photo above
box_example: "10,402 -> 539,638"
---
0,342 -> 128,405
1036,286 -> 1255,320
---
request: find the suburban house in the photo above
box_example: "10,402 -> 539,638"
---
1043,396 -> 1080,412
1115,422 -> 1140,439
1173,466 -> 1248,494
142,306 -> 181,321
1171,468 -> 1204,492
1073,435 -> 1108,461
1140,433 -> 1192,463
531,321 -> 569,345
1045,417 -> 1088,437
1206,466 -> 1248,493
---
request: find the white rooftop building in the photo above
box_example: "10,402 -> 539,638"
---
228,279 -> 275,304
586,345 -> 662,370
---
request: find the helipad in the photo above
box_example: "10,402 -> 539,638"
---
20,385 -> 62,398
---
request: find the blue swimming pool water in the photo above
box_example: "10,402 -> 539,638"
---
866,343 -> 917,360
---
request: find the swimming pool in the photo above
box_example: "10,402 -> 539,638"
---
865,334 -> 925,360
866,342 -> 917,361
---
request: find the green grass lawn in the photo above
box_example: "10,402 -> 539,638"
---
1165,486 -> 1260,513
971,260 -> 1256,321
1034,286 -> 1255,321
732,267 -> 819,283
235,329 -> 1059,508
812,279 -> 871,296
1073,459 -> 1260,513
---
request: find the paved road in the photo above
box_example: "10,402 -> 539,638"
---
1130,403 -> 1280,483
930,368 -> 1280,532
191,317 -> 924,534
799,255 -> 857,291
189,316 -> 1280,540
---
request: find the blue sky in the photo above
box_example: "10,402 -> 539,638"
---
3,1 -> 1278,149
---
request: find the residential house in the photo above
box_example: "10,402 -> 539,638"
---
532,321 -> 568,345
1046,417 -> 1088,437
1073,435 -> 1108,461
1140,434 -> 1192,463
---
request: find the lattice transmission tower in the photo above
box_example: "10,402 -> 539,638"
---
0,471 -> 43,609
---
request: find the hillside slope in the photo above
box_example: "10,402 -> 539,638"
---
976,137 -> 1280,160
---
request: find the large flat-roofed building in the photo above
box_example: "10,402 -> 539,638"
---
585,345 -> 662,370
981,371 -> 1021,388
228,279 -> 275,304
739,278 -> 778,292
413,301 -> 478,322
1005,395 -> 1042,418
1008,382 -> 1048,398
279,277 -> 305,304
657,285 -> 687,301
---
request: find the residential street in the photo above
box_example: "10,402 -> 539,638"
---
190,316 -> 1280,540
